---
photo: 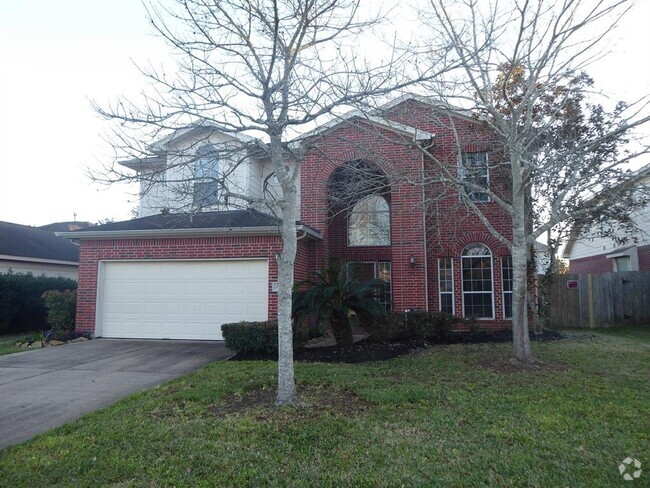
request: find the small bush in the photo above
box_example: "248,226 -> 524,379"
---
367,310 -> 461,342
42,290 -> 77,331
221,320 -> 311,354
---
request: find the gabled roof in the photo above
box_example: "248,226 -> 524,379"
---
57,209 -> 322,240
120,125 -> 261,172
293,112 -> 435,146
0,221 -> 80,264
38,221 -> 94,232
150,124 -> 258,152
562,163 -> 650,259
379,93 -> 484,122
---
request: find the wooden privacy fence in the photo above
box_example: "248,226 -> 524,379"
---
549,271 -> 650,328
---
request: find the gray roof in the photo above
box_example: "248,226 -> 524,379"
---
68,209 -> 281,233
0,221 -> 80,263
38,221 -> 94,232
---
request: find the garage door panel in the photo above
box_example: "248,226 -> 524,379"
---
99,260 -> 268,340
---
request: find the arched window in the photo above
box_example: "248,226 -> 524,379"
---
193,144 -> 219,206
348,195 -> 390,246
461,243 -> 494,319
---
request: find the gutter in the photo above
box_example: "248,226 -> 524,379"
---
56,224 -> 322,241
0,254 -> 78,266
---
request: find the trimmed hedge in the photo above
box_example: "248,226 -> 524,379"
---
221,320 -> 321,354
0,273 -> 77,334
367,310 -> 461,343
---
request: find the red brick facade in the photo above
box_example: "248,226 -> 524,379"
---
569,244 -> 650,274
76,235 -> 317,334
299,100 -> 513,329
76,99 -> 515,336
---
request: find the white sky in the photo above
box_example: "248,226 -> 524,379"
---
0,0 -> 649,227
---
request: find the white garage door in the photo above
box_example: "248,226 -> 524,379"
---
98,260 -> 268,340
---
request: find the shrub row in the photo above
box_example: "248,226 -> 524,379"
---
221,319 -> 324,354
0,273 -> 77,334
367,310 -> 461,342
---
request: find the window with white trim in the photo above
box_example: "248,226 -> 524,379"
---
614,256 -> 630,272
462,243 -> 494,319
460,152 -> 489,202
438,257 -> 454,314
502,256 -> 513,319
347,261 -> 392,310
348,195 -> 390,246
193,144 -> 220,207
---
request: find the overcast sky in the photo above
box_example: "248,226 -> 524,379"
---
1,0 -> 649,227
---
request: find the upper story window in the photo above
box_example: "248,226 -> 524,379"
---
193,144 -> 220,207
461,243 -> 494,319
348,195 -> 390,246
460,152 -> 489,202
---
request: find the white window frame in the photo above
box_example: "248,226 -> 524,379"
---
193,144 -> 220,207
461,243 -> 495,320
459,152 -> 490,203
438,257 -> 454,314
502,255 -> 513,319
347,194 -> 391,247
346,261 -> 392,310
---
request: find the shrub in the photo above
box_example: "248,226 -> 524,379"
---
367,310 -> 460,342
221,320 -> 311,354
42,290 -> 77,331
0,272 -> 77,334
293,261 -> 388,346
51,329 -> 92,342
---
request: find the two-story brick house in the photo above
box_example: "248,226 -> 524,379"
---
60,96 -> 513,340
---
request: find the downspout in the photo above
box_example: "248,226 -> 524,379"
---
420,139 -> 432,312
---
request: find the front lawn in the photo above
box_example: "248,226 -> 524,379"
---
0,333 -> 34,356
1,327 -> 648,487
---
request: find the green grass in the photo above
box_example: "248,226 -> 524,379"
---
1,327 -> 648,487
0,332 -> 36,356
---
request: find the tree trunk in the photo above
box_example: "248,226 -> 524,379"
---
511,153 -> 534,363
271,136 -> 300,406
511,237 -> 533,362
331,313 -> 354,347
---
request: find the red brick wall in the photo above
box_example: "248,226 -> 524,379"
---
570,245 -> 650,273
299,101 -> 514,329
569,254 -> 613,274
638,245 -> 650,271
300,121 -> 429,312
76,234 -> 315,335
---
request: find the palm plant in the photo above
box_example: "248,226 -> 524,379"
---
293,261 -> 388,346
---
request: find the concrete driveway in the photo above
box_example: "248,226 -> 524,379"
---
0,339 -> 232,450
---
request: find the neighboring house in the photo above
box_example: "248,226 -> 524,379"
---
39,221 -> 94,232
60,96 -> 517,340
0,221 -> 81,279
563,165 -> 650,273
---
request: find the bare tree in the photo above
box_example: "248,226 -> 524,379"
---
94,0 -> 442,404
404,0 -> 650,363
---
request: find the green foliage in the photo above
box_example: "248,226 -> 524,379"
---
42,290 -> 77,331
1,328 -> 649,486
221,320 -> 313,354
368,310 -> 460,342
0,272 -> 77,334
293,261 -> 388,346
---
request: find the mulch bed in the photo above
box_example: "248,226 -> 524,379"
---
211,383 -> 370,418
229,329 -> 565,364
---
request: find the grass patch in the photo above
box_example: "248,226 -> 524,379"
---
0,332 -> 36,356
1,328 -> 648,486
